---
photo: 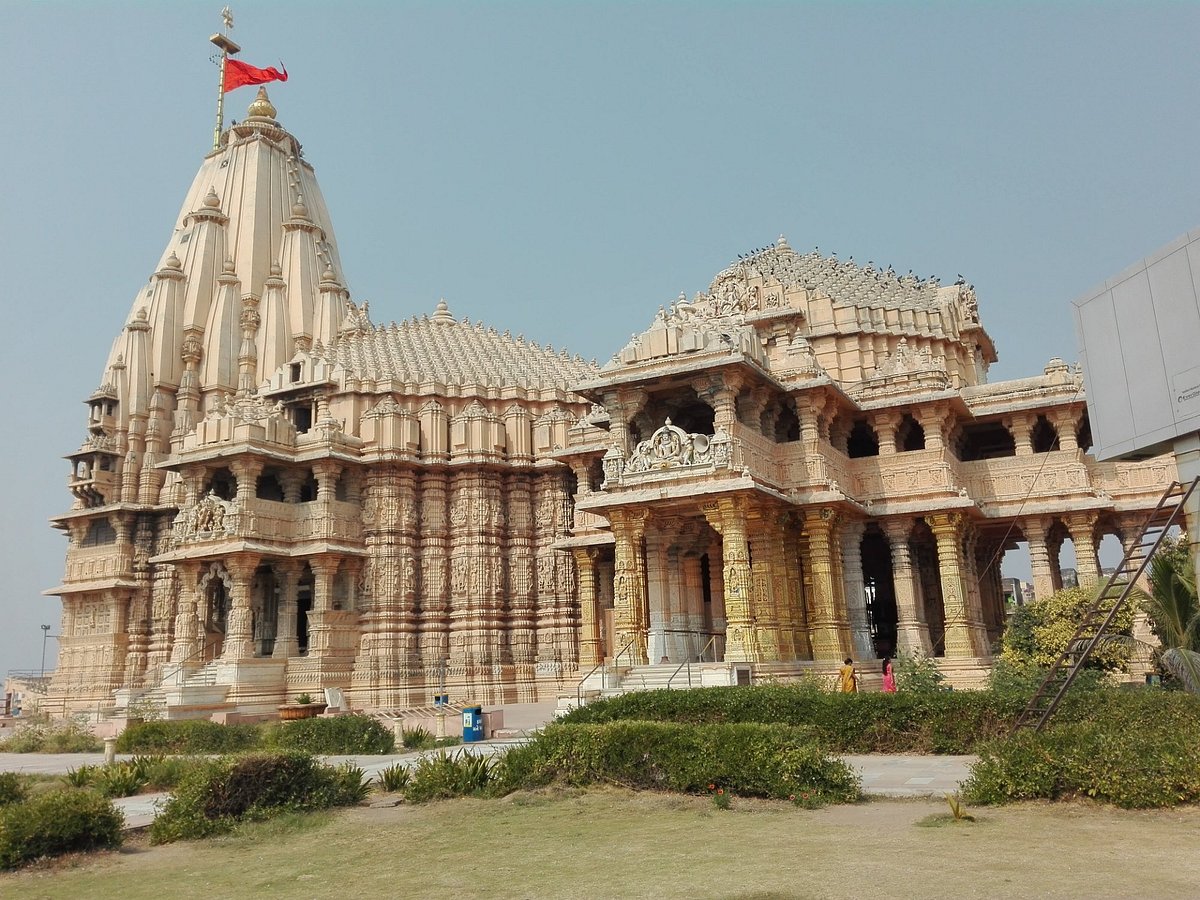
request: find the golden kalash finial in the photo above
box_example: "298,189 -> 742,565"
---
246,87 -> 277,120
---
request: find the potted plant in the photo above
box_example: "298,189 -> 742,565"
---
278,692 -> 327,721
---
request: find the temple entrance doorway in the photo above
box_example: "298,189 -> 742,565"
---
644,518 -> 726,665
861,526 -> 898,657
199,563 -> 232,663
251,564 -> 279,658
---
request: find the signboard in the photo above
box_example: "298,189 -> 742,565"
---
1073,228 -> 1200,460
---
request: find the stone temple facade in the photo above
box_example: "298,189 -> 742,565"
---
45,90 -> 1176,717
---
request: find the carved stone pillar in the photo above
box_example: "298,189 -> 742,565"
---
231,459 -> 263,507
838,519 -> 873,658
221,554 -> 261,660
925,514 -> 984,657
306,556 -> 338,657
780,515 -> 811,660
611,508 -> 649,665
574,547 -> 602,667
883,519 -> 931,654
273,560 -> 301,659
703,498 -> 759,662
1065,512 -> 1100,585
313,460 -> 342,504
917,405 -> 947,453
800,508 -> 851,661
170,561 -> 203,665
1053,408 -> 1080,452
1011,413 -> 1034,456
279,470 -> 304,504
746,512 -> 782,662
1024,518 -> 1057,600
872,412 -> 899,456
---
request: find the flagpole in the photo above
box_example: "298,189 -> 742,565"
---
210,9 -> 241,150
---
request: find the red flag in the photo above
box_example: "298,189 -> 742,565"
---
224,59 -> 288,92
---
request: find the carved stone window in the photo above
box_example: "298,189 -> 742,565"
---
81,518 -> 117,547
1031,415 -> 1060,453
896,413 -> 925,452
847,419 -> 880,458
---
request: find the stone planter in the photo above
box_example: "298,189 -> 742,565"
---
278,703 -> 327,721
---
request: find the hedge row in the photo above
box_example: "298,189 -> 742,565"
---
116,714 -> 394,755
149,751 -> 370,843
964,692 -> 1200,808
560,685 -> 1017,753
492,721 -> 861,805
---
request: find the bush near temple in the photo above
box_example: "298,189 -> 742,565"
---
964,691 -> 1200,808
0,717 -> 102,753
490,722 -> 860,806
0,789 -> 123,869
1001,585 -> 1134,672
263,714 -> 394,755
149,751 -> 370,844
116,719 -> 262,754
560,685 -> 1015,753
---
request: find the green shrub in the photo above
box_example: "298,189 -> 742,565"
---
964,691 -> 1200,808
263,714 -> 394,755
0,773 -> 27,806
401,725 -> 435,750
0,789 -> 123,869
92,762 -> 146,799
0,718 -> 101,753
493,722 -> 860,806
1001,585 -> 1134,671
149,751 -> 368,844
893,651 -> 947,694
560,685 -> 1013,754
377,763 -> 411,792
64,765 -> 97,788
405,751 -> 496,803
116,719 -> 262,754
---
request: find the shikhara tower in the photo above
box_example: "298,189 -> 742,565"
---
47,87 -> 1176,720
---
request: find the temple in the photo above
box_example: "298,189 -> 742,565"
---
43,90 -> 1176,717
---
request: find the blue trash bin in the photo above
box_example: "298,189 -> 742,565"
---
462,705 -> 485,742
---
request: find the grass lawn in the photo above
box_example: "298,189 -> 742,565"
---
4,788 -> 1199,899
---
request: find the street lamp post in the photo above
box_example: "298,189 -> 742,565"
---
40,624 -> 51,679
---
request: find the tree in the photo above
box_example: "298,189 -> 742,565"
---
1000,584 -> 1134,672
1134,538 -> 1200,693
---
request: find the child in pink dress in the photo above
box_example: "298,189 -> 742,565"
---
881,657 -> 896,693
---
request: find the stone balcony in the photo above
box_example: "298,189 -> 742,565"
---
63,542 -> 133,584
171,495 -> 364,550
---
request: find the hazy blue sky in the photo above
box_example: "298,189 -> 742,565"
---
2,2 -> 1196,671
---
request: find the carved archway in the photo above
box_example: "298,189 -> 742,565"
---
198,562 -> 233,661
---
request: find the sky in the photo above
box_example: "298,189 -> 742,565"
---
2,1 -> 1197,672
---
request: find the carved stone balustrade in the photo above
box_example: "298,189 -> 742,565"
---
171,495 -> 364,548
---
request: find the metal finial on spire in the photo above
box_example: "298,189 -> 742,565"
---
210,9 -> 242,150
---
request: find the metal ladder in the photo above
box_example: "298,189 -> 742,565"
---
1013,477 -> 1199,733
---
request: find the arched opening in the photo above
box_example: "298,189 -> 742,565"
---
256,469 -> 286,501
298,471 -> 318,503
771,401 -> 800,443
1030,415 -> 1060,453
297,565 -> 314,654
205,467 -> 236,500
847,419 -> 880,458
672,401 -> 716,436
251,563 -> 279,657
896,413 -> 925,452
954,421 -> 1016,460
910,520 -> 946,656
861,527 -> 898,656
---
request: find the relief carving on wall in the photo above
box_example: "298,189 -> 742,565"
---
171,491 -> 237,546
621,420 -> 732,476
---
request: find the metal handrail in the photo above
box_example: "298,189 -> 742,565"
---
666,634 -> 718,690
575,636 -> 637,709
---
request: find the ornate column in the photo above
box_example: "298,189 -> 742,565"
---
1065,512 -> 1100,585
221,554 -> 261,661
872,411 -> 899,456
838,519 -> 873,658
170,561 -> 203,665
746,511 -> 782,662
883,519 -> 931,654
800,507 -> 851,661
1011,413 -> 1034,456
925,514 -> 984,657
573,547 -> 602,667
780,514 -> 811,660
272,560 -> 301,659
702,498 -> 759,662
231,458 -> 263,507
306,555 -> 338,657
610,508 -> 649,664
505,473 -> 537,693
1023,518 -> 1057,600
